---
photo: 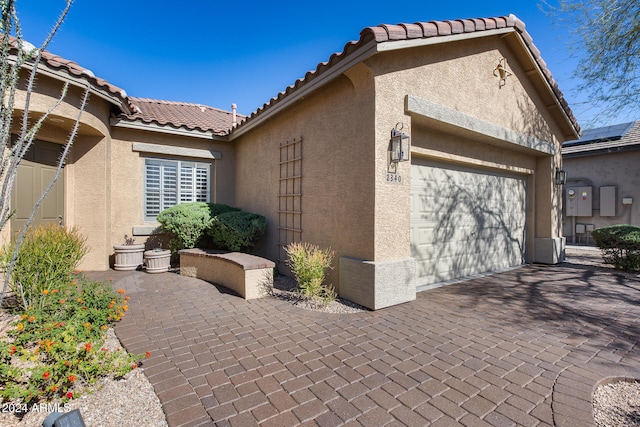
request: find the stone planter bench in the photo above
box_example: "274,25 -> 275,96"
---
179,249 -> 275,299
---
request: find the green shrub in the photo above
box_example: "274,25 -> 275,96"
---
284,242 -> 336,307
591,224 -> 640,272
207,211 -> 266,251
1,224 -> 87,311
157,202 -> 240,252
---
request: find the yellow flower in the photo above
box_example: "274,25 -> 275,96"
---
16,323 -> 24,331
42,289 -> 49,295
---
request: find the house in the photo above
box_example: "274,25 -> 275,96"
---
561,121 -> 640,244
6,14 -> 580,310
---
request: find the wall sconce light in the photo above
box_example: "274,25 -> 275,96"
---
389,124 -> 410,163
493,58 -> 512,87
555,168 -> 567,186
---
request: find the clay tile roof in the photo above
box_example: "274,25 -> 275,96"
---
381,24 -> 408,40
124,98 -> 243,136
5,37 -> 134,114
236,14 -> 580,137
401,23 -> 423,39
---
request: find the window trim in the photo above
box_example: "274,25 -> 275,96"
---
143,157 -> 212,221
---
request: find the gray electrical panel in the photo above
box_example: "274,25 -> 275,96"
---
566,186 -> 593,217
600,186 -> 617,217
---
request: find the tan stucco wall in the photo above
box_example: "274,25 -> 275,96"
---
8,73 -> 239,271
233,32 -> 573,304
367,35 -> 568,263
109,128 -> 236,260
8,30 -> 575,297
234,71 -> 376,291
8,74 -> 113,271
562,150 -> 640,238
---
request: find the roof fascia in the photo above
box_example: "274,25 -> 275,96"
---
375,27 -> 513,52
110,117 -> 228,141
13,55 -> 131,115
230,39 -> 379,139
563,144 -> 640,158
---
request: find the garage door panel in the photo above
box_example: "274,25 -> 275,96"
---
411,159 -> 526,286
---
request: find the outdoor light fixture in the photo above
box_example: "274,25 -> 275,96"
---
555,168 -> 567,186
389,124 -> 410,163
493,57 -> 512,87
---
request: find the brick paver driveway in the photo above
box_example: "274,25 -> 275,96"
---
94,248 -> 640,426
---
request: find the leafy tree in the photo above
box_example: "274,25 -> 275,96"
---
1,0 -> 88,303
544,0 -> 639,124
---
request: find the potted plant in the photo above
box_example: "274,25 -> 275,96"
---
113,235 -> 145,271
144,247 -> 171,273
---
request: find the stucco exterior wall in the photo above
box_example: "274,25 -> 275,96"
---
9,74 -> 114,271
234,71 -> 376,292
367,35 -> 567,264
109,128 -> 236,259
562,150 -> 640,240
9,73 -> 239,271
233,33 -> 572,308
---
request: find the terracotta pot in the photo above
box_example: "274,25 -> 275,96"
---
113,244 -> 145,271
144,249 -> 171,273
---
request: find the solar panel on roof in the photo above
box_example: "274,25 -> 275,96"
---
564,121 -> 635,146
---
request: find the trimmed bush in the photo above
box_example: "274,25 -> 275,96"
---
591,224 -> 640,272
1,224 -> 87,311
284,242 -> 336,307
157,202 -> 240,252
207,211 -> 266,251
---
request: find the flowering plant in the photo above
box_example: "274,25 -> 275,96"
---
0,273 -> 148,404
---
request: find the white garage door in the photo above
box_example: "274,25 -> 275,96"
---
410,159 -> 526,287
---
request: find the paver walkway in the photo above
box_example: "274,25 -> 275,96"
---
90,248 -> 640,426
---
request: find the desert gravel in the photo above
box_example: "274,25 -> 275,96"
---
593,380 -> 640,427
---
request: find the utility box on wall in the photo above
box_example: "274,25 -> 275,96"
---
566,186 -> 593,217
600,186 -> 617,217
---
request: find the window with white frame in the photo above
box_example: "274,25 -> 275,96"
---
144,158 -> 211,221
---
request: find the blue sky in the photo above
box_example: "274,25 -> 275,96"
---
13,1 -> 612,127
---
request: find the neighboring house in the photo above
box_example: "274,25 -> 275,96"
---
7,14 -> 580,310
561,121 -> 640,244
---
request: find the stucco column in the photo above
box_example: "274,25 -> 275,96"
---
70,135 -> 111,270
339,112 -> 417,310
534,156 -> 565,264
